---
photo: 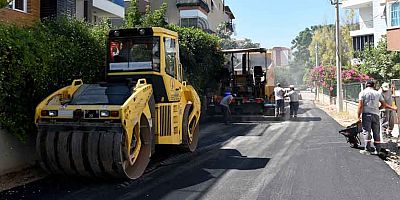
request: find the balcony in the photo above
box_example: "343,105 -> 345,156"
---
348,21 -> 374,37
342,0 -> 373,9
176,0 -> 210,13
93,0 -> 124,18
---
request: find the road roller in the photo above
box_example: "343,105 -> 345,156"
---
34,27 -> 201,179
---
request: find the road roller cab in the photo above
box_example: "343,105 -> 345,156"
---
34,27 -> 201,179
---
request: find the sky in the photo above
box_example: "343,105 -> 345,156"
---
225,0 -> 338,49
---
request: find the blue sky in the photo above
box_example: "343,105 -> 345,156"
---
225,0 -> 338,49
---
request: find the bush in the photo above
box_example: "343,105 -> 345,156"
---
0,17 -> 107,140
168,25 -> 224,95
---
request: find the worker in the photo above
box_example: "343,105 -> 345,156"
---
220,90 -> 234,125
274,83 -> 285,117
378,82 -> 394,138
358,80 -> 397,155
286,85 -> 300,118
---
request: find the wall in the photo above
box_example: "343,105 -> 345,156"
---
372,0 -> 387,44
152,0 -> 180,25
317,91 -> 358,118
0,130 -> 37,176
206,0 -> 227,32
0,0 -> 40,26
359,6 -> 373,29
387,28 -> 400,51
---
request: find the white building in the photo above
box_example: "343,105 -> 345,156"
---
342,0 -> 387,51
41,0 -> 125,25
386,0 -> 400,51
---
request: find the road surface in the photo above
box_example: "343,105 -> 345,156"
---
1,93 -> 399,200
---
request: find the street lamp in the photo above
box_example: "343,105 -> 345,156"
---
330,0 -> 343,112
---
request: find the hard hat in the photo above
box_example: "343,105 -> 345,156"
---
366,80 -> 375,87
289,85 -> 295,88
381,82 -> 390,91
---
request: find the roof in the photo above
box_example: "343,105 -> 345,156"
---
224,6 -> 235,19
221,48 -> 268,54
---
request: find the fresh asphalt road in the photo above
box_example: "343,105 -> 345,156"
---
1,94 -> 400,200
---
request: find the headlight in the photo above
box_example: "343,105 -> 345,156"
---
100,110 -> 110,117
48,110 -> 58,117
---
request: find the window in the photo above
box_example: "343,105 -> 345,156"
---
180,18 -> 198,28
391,2 -> 400,27
164,37 -> 177,77
8,0 -> 27,13
352,34 -> 374,52
109,37 -> 160,72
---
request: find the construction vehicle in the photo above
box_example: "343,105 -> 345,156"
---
34,28 -> 201,179
206,48 -> 275,115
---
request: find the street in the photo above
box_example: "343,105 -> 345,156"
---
1,95 -> 399,200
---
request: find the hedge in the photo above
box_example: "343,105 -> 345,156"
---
168,25 -> 224,95
0,17 -> 107,140
0,18 -> 224,140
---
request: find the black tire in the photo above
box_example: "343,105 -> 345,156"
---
181,104 -> 200,152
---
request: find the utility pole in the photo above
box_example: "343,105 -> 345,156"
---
315,43 -> 319,67
331,0 -> 343,112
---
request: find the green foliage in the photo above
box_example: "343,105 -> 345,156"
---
168,25 -> 224,95
124,1 -> 167,28
0,0 -> 11,8
0,17 -> 106,140
291,27 -> 314,68
358,37 -> 400,82
141,3 -> 167,27
215,22 -> 260,49
124,0 -> 142,28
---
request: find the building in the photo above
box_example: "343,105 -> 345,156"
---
0,0 -> 41,26
272,47 -> 292,67
386,0 -> 400,51
128,0 -> 234,33
342,0 -> 387,51
40,0 -> 124,24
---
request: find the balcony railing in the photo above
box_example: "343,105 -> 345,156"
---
348,21 -> 373,31
111,0 -> 124,7
176,0 -> 210,13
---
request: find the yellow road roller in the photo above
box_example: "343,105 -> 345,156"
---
34,27 -> 201,179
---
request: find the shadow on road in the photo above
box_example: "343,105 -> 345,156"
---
288,117 -> 322,122
0,122 -> 273,200
118,149 -> 270,200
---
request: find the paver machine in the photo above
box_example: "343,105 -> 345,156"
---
34,27 -> 201,179
206,48 -> 275,115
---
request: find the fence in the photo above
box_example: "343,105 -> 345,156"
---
343,83 -> 364,102
321,86 -> 337,97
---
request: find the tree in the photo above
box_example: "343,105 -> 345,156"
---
0,0 -> 11,8
309,25 -> 336,66
215,22 -> 260,49
124,0 -> 141,28
291,27 -> 313,68
358,37 -> 400,82
141,3 -> 167,27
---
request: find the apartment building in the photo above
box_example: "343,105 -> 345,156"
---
129,0 -> 234,33
386,0 -> 400,51
0,0 -> 41,26
41,0 -> 124,24
342,0 -> 387,51
272,47 -> 292,67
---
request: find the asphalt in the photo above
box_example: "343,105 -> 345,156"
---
1,98 -> 399,200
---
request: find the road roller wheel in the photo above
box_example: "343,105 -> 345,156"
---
121,114 -> 152,179
36,114 -> 153,179
181,105 -> 200,152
